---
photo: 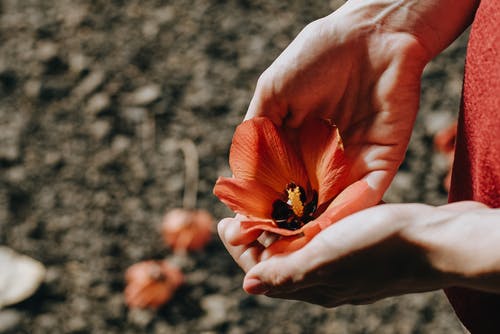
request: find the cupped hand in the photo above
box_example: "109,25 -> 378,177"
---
240,201 -> 492,306
246,3 -> 430,196
217,0 -> 485,306
219,2 -> 431,271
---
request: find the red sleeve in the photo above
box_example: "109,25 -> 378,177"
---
446,0 -> 500,332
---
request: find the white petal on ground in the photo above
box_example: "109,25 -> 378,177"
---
0,247 -> 46,308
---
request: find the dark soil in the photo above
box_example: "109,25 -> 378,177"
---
1,1 -> 468,333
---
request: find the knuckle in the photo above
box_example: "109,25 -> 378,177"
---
255,70 -> 275,101
238,247 -> 257,272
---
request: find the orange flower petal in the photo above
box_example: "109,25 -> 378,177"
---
228,226 -> 264,246
230,117 -> 308,193
240,219 -> 304,237
213,177 -> 282,219
299,118 -> 349,206
264,234 -> 312,257
314,179 -> 374,230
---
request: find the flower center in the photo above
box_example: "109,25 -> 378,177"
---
271,182 -> 318,231
149,263 -> 167,282
286,185 -> 304,217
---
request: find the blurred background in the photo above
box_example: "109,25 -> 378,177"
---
0,0 -> 467,333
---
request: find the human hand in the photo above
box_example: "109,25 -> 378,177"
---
217,0 -> 480,293
231,201 -> 500,306
217,2 -> 431,264
217,1 -> 434,270
246,3 -> 429,197
244,0 -> 478,200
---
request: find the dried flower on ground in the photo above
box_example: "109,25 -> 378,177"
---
161,208 -> 214,252
124,260 -> 183,309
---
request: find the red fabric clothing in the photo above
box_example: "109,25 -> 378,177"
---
446,0 -> 500,332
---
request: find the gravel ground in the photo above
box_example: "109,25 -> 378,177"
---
1,1 -> 468,333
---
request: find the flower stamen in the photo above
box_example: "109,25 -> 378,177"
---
286,184 -> 304,217
271,183 -> 318,231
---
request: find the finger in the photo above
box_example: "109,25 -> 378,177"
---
236,241 -> 266,272
218,218 -> 264,272
264,287 -> 344,308
243,236 -> 330,294
263,284 -> 381,307
218,217 -> 262,246
220,242 -> 265,273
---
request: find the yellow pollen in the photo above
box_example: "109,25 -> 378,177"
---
287,186 -> 304,217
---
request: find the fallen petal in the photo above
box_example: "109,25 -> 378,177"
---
161,208 -> 214,252
124,260 -> 184,309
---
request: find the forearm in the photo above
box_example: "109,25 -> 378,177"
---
330,0 -> 480,60
404,205 -> 500,294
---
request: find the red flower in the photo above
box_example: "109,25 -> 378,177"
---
213,117 -> 371,254
161,208 -> 214,252
124,260 -> 183,309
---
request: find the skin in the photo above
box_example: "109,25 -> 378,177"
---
218,0 -> 500,307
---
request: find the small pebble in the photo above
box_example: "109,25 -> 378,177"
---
66,316 -> 87,333
121,107 -> 147,123
106,294 -> 125,320
200,294 -> 231,328
73,71 -> 106,100
0,247 -> 46,308
85,92 -> 110,116
111,136 -> 131,154
124,84 -> 161,106
89,120 -> 111,141
0,310 -> 22,332
24,80 -> 41,98
36,41 -> 58,62
127,308 -> 154,328
69,53 -> 88,74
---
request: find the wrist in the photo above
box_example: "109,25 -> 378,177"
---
330,0 -> 479,60
318,1 -> 432,75
403,204 -> 500,293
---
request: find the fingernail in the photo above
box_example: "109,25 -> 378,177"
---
244,278 -> 270,295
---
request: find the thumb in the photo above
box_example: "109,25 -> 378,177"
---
242,241 -> 324,295
242,255 -> 293,295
